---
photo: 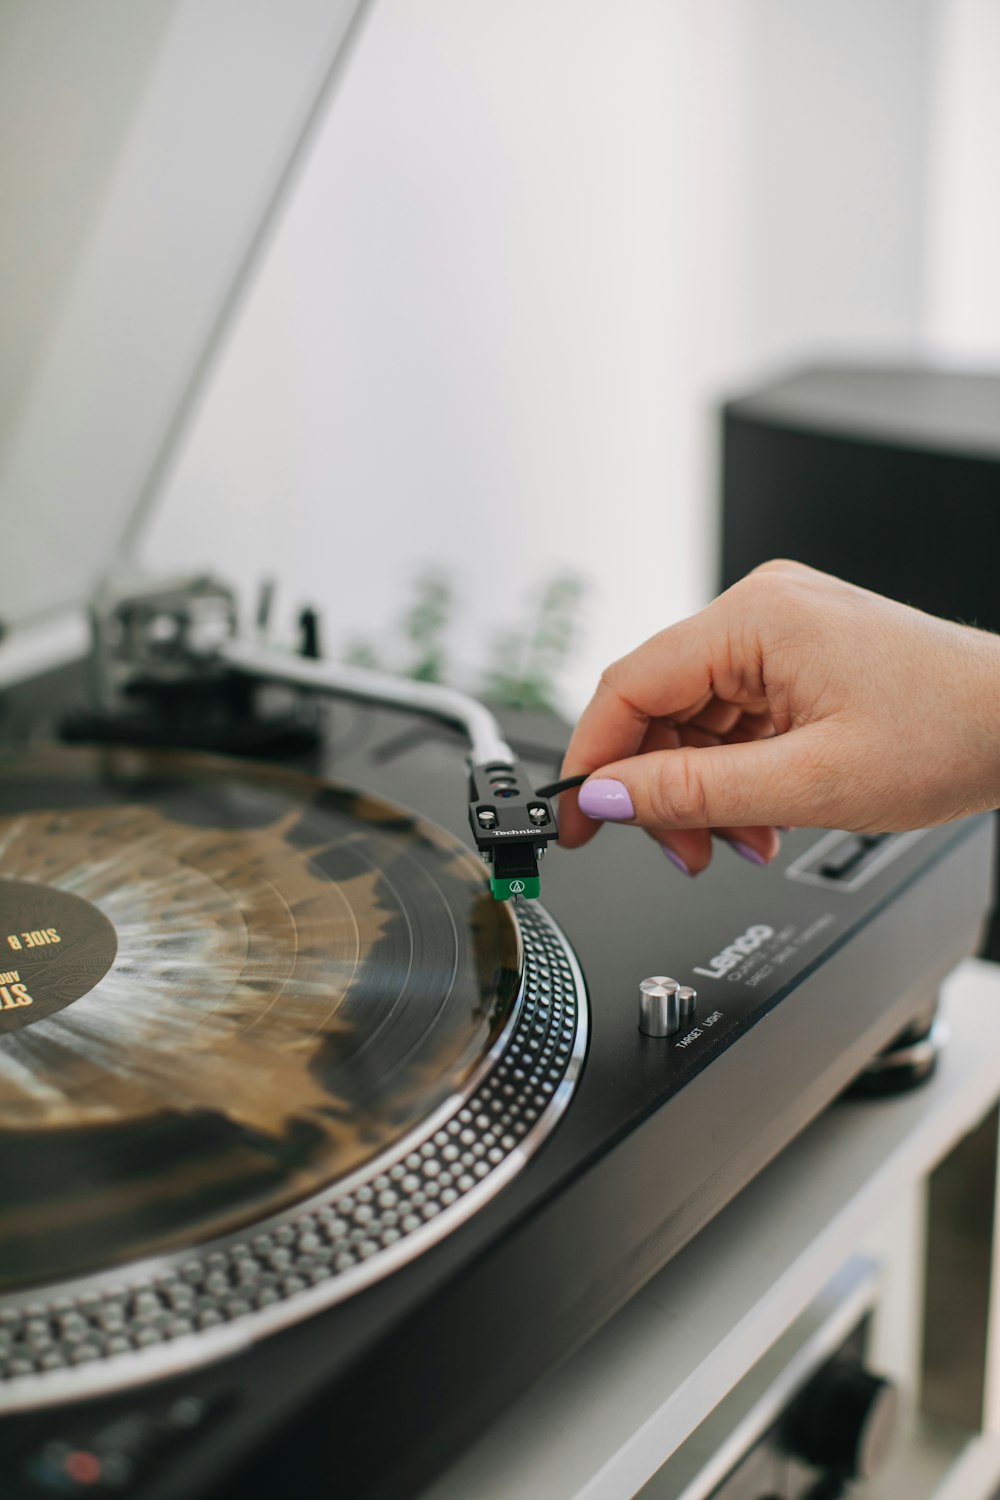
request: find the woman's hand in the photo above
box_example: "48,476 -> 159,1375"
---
558,560 -> 1000,874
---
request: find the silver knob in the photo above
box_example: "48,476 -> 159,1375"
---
677,985 -> 697,1024
639,976 -> 680,1037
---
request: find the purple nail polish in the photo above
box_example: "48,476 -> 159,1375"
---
577,778 -> 635,822
730,839 -> 766,866
660,844 -> 691,875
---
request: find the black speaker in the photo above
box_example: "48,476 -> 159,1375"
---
720,364 -> 1000,959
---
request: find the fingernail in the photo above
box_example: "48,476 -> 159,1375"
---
577,778 -> 635,822
729,839 -> 766,866
660,844 -> 691,875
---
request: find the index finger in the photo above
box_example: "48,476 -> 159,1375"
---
558,602 -> 757,847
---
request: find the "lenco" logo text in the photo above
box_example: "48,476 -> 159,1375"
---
693,923 -> 774,980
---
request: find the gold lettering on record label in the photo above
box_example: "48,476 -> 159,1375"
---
0,880 -> 117,1036
6,927 -> 61,951
0,981 -> 33,1009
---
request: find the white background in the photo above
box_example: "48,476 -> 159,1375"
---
139,0 -> 1000,711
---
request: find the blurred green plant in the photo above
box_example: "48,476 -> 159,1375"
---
342,637 -> 385,671
403,571 -> 453,684
339,569 -> 586,712
478,574 -> 586,711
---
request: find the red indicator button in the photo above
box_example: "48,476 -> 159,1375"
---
64,1451 -> 102,1487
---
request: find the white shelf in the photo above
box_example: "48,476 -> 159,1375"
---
421,958 -> 1000,1500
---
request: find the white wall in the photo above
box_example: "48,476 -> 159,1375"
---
924,0 -> 1000,361
142,0 -> 740,710
741,0 -> 936,368
141,0 -> 952,713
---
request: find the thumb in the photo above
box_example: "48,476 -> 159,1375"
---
588,729 -> 830,832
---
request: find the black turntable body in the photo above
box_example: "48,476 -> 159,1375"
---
0,659 -> 993,1500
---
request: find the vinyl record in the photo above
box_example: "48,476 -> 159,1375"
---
0,747 -> 521,1292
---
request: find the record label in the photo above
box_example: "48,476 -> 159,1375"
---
0,880 -> 118,1034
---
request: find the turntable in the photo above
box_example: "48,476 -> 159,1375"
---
0,680 -> 991,1500
0,4 -> 995,1498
